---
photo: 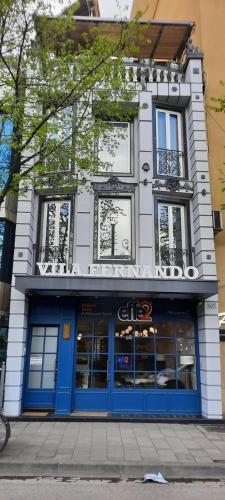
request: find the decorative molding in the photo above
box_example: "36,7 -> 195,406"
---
92,176 -> 137,193
152,177 -> 194,196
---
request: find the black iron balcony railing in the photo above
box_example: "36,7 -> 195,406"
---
157,148 -> 184,177
38,245 -> 69,264
159,247 -> 189,269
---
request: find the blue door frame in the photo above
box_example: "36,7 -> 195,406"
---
23,297 -> 202,415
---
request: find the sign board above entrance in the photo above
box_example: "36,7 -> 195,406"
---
36,263 -> 199,280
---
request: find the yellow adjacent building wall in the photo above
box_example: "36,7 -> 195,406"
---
132,0 -> 225,316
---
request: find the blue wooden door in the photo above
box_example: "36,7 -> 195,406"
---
23,325 -> 59,409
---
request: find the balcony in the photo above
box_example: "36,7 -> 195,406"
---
125,62 -> 185,85
157,148 -> 184,177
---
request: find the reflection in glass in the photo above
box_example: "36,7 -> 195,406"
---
28,371 -> 42,389
98,122 -> 130,174
135,372 -> 155,389
115,354 -> 133,371
92,372 -> 107,388
40,200 -> 70,264
135,355 -> 154,371
156,338 -> 175,354
43,354 -> 56,371
176,322 -> 194,338
29,354 -> 43,371
75,371 -> 91,389
77,337 -> 92,353
178,370 -> 196,390
42,371 -> 55,389
93,354 -> 107,371
98,197 -> 131,260
114,372 -> 134,388
159,203 -> 186,268
45,337 -> 57,353
31,336 -> 44,354
94,320 -> 109,337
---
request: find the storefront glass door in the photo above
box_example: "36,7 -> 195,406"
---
73,319 -> 112,411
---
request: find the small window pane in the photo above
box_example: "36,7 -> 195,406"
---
77,320 -> 92,337
98,198 -> 131,260
170,114 -> 178,151
76,354 -> 92,370
135,338 -> 154,353
135,355 -> 154,371
31,336 -> 44,353
156,370 -> 176,389
45,337 -> 57,353
135,372 -> 155,389
75,371 -> 91,389
158,112 -> 166,149
178,370 -> 196,390
32,326 -> 45,336
42,371 -> 55,389
93,354 -> 107,370
77,337 -> 92,353
46,327 -> 58,337
114,372 -> 134,388
28,371 -> 42,389
156,338 -> 175,354
29,354 -> 43,370
114,354 -> 133,371
176,322 -> 194,338
43,354 -> 56,371
176,338 -> 195,357
92,372 -> 107,388
115,337 -> 134,353
94,320 -> 108,337
93,337 -> 108,354
155,322 -> 173,337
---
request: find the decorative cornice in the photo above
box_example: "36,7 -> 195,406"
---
92,176 -> 137,193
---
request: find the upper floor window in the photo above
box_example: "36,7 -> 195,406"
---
98,122 -> 131,175
38,198 -> 71,264
158,201 -> 188,268
156,109 -> 184,177
97,196 -> 132,261
0,115 -> 13,188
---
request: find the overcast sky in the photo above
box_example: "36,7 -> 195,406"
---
98,0 -> 133,18
53,0 -> 133,18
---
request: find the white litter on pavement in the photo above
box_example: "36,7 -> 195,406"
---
135,473 -> 168,484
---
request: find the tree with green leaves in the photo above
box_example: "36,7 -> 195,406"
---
211,83 -> 225,209
0,0 -> 143,206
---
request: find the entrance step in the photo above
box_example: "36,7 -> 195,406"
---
71,412 -> 108,417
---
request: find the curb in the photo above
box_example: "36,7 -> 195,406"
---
0,463 -> 225,480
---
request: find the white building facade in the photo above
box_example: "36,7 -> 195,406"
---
3,21 -> 222,418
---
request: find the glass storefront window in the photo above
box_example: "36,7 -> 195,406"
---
114,320 -> 196,390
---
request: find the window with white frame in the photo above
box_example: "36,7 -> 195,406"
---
98,122 -> 131,174
156,109 -> 184,177
97,196 -> 132,261
158,202 -> 187,268
39,198 -> 71,264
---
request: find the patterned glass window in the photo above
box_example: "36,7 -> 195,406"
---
98,122 -> 130,174
97,197 -> 132,261
39,199 -> 71,264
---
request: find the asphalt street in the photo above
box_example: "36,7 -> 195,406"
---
1,478 -> 225,500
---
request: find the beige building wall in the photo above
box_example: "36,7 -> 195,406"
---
132,0 -> 225,317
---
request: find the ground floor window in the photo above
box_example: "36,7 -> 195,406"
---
28,326 -> 59,389
75,318 -> 196,391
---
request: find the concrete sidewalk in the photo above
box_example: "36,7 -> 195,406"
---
1,421 -> 225,479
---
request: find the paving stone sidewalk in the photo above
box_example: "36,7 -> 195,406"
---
1,421 -> 225,468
